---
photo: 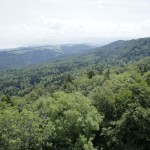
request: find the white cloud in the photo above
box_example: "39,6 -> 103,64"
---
0,0 -> 150,48
21,17 -> 150,38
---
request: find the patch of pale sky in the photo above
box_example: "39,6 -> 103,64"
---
0,0 -> 150,48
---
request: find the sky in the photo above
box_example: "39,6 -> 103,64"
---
0,0 -> 150,48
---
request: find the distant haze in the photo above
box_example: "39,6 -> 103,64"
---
0,0 -> 150,49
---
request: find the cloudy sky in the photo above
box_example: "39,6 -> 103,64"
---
0,0 -> 150,48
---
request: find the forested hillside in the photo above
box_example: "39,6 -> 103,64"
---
0,37 -> 150,150
0,44 -> 96,68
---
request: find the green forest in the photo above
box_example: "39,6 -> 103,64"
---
0,38 -> 150,150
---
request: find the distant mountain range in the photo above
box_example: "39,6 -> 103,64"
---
0,44 -> 97,68
0,37 -> 150,69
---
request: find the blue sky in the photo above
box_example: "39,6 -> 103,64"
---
0,0 -> 150,48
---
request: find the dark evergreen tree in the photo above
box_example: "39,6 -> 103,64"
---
87,70 -> 95,79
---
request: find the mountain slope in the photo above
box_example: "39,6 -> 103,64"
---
1,37 -> 150,69
94,37 -> 150,62
0,44 -> 96,68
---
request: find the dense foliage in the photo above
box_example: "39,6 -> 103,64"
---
0,38 -> 150,149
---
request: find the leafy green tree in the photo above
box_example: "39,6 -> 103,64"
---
63,82 -> 75,93
65,74 -> 73,84
0,108 -> 54,149
102,104 -> 150,150
90,86 -> 115,122
144,71 -> 150,85
1,95 -> 12,104
104,68 -> 110,80
87,71 -> 95,79
34,92 -> 103,149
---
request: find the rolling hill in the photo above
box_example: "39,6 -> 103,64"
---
0,44 -> 97,68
